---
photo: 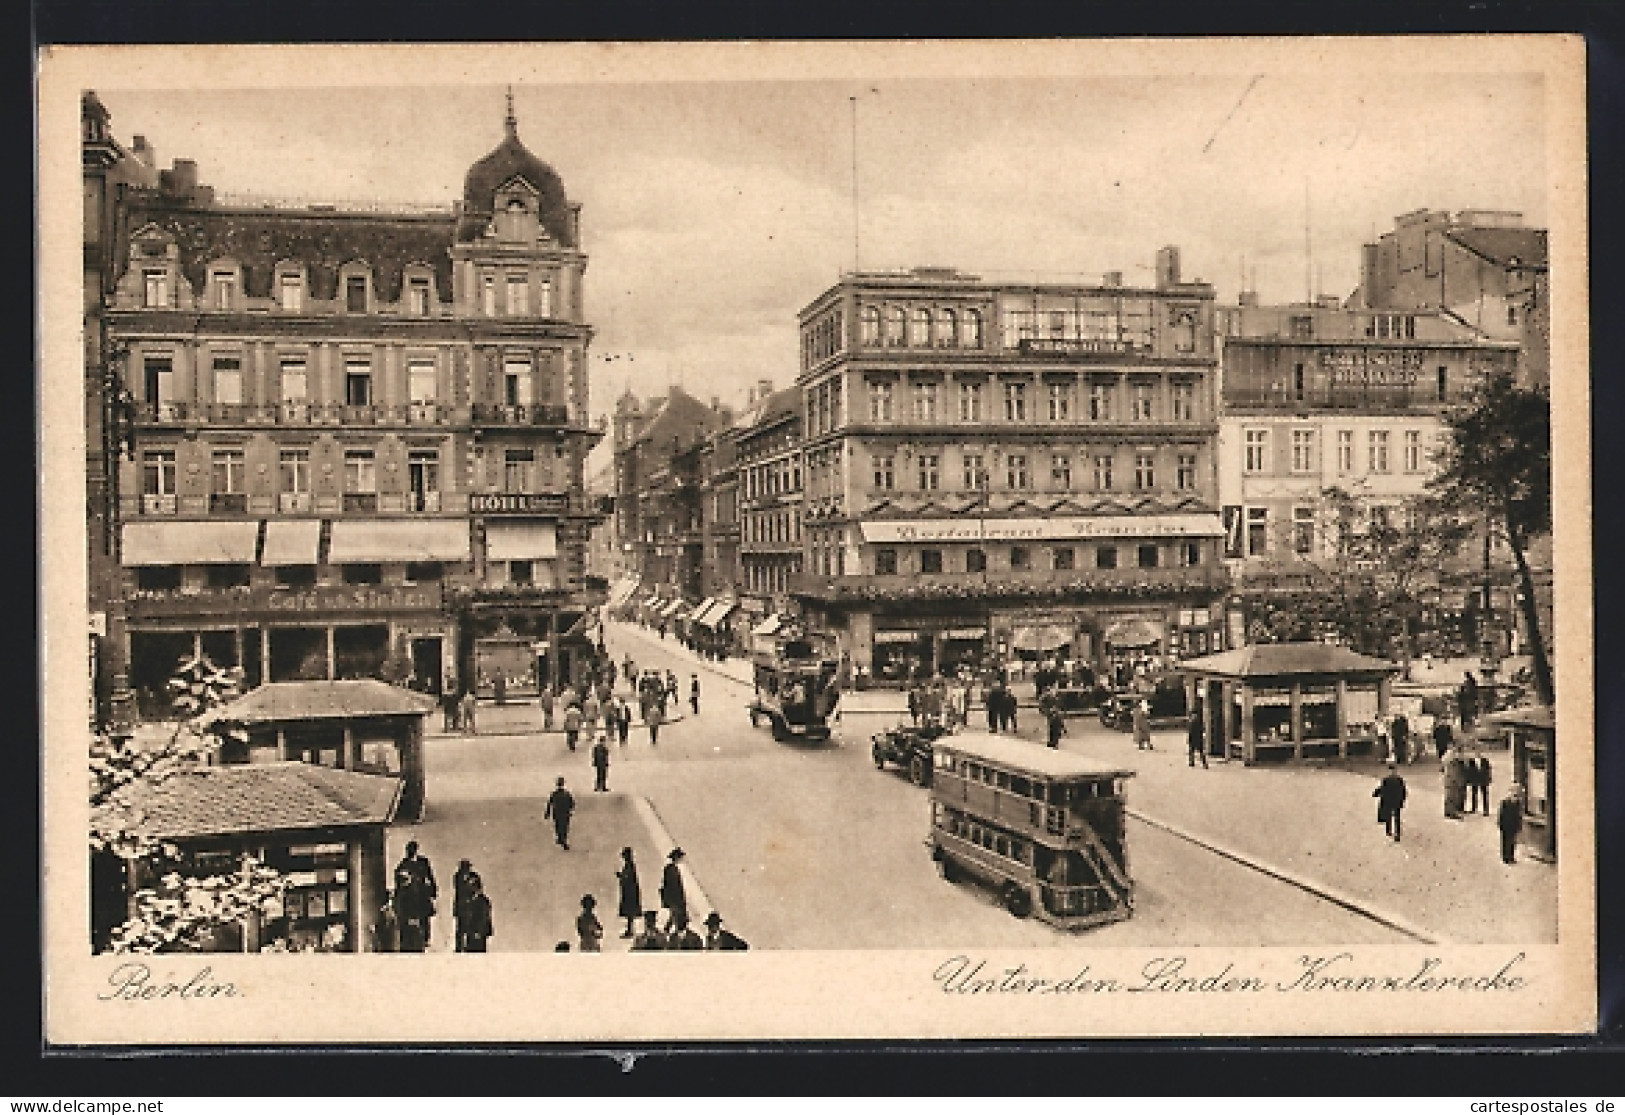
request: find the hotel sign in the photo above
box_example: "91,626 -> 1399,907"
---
860,514 -> 1224,544
1321,349 -> 1422,388
470,493 -> 568,516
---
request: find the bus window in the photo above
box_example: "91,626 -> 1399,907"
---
1048,783 -> 1067,806
995,771 -> 1010,790
994,835 -> 1009,857
1011,776 -> 1032,798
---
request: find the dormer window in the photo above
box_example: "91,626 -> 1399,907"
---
407,275 -> 432,316
346,276 -> 367,313
505,273 -> 529,316
210,267 -> 237,311
277,269 -> 304,312
142,270 -> 169,309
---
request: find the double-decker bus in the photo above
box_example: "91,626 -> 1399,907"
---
929,732 -> 1135,929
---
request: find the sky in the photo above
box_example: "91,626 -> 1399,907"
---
95,70 -> 1547,468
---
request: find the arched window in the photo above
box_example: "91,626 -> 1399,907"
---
861,305 -> 881,346
936,308 -> 957,347
913,308 -> 933,347
885,306 -> 906,347
962,309 -> 983,348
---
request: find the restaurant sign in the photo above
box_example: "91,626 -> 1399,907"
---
470,493 -> 568,516
860,514 -> 1223,544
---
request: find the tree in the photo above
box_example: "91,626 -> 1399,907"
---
90,654 -> 289,953
1430,373 -> 1554,705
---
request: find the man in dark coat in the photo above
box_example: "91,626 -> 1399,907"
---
591,735 -> 611,792
616,847 -> 643,938
1477,750 -> 1494,815
1390,711 -> 1410,765
703,910 -> 749,951
690,674 -> 701,716
462,876 -> 493,952
544,777 -> 576,850
660,848 -> 689,932
1045,705 -> 1066,749
1458,670 -> 1480,728
631,910 -> 667,951
1497,786 -> 1525,863
1186,708 -> 1208,768
1433,715 -> 1454,764
1373,762 -> 1408,841
451,858 -> 480,952
983,682 -> 998,732
392,840 -> 438,950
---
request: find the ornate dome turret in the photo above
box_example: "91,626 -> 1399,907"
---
456,92 -> 575,246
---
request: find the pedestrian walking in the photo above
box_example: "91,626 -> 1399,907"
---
576,894 -> 603,953
665,670 -> 679,707
908,686 -> 921,727
1132,699 -> 1153,751
1004,685 -> 1019,732
374,893 -> 400,953
545,777 -> 576,850
1373,762 -> 1408,841
631,910 -> 667,951
591,734 -> 611,792
1443,745 -> 1468,818
983,681 -> 998,733
703,911 -> 749,951
462,876 -> 493,952
452,858 -> 480,952
660,848 -> 689,933
615,696 -> 632,745
492,669 -> 507,707
441,687 -> 461,733
1433,714 -> 1454,765
539,685 -> 555,731
616,847 -> 642,938
1497,785 -> 1525,863
1186,708 -> 1209,768
1466,749 -> 1486,814
690,674 -> 701,716
1046,705 -> 1066,749
392,840 -> 438,951
563,702 -> 583,752
1390,711 -> 1410,767
1477,749 -> 1494,815
623,656 -> 637,691
1458,670 -> 1480,729
460,689 -> 477,735
646,700 -> 664,746
582,691 -> 601,736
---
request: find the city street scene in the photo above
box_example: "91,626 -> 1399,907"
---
78,57 -> 1563,958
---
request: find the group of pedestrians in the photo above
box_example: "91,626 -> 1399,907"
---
376,841 -> 495,953
554,846 -> 746,953
1371,749 -> 1529,862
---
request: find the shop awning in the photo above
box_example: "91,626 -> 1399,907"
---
1010,624 -> 1072,652
1103,618 -> 1165,649
122,521 -> 259,566
328,519 -> 470,564
261,519 -> 322,567
659,599 -> 687,619
608,578 -> 641,607
696,600 -> 736,629
484,522 -> 558,562
692,597 -> 717,622
751,614 -> 784,638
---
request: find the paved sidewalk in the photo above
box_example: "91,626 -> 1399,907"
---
428,698 -> 686,741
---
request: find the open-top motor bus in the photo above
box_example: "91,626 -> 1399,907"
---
929,732 -> 1135,929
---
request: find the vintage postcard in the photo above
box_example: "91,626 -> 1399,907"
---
39,37 -> 1594,1043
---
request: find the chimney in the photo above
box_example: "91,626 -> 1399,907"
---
757,378 -> 774,401
1155,245 -> 1181,289
1238,289 -> 1259,308
130,135 -> 154,167
1102,271 -> 1122,287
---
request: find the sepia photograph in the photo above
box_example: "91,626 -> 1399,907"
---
39,37 -> 1593,1043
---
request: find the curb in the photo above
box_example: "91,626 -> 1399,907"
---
1125,807 -> 1450,946
631,794 -> 718,930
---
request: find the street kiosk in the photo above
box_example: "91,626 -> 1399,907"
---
1484,705 -> 1557,862
1178,643 -> 1399,764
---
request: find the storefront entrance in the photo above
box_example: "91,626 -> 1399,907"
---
127,630 -> 195,719
333,624 -> 391,680
269,627 -> 329,682
410,637 -> 444,695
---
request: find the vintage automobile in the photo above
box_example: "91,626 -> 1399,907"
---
871,721 -> 952,786
1099,675 -> 1190,731
748,639 -> 841,742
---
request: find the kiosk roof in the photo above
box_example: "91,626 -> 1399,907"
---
1179,642 -> 1398,679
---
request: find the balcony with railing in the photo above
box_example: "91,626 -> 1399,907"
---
789,563 -> 1229,603
209,492 -> 248,516
140,494 -> 178,515
343,493 -> 379,514
470,403 -> 573,428
279,491 -> 314,514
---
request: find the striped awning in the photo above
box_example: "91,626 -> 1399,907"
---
329,520 -> 470,563
261,519 -> 322,567
122,521 -> 259,566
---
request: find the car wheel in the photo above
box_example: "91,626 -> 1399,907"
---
872,746 -> 886,769
770,717 -> 789,741
909,755 -> 927,785
1003,883 -> 1033,919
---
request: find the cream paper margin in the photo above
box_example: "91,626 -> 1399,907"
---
38,36 -> 1595,1044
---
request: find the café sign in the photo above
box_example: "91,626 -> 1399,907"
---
127,583 -> 443,618
470,493 -> 568,516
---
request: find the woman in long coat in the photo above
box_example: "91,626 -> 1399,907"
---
1443,745 -> 1469,818
616,847 -> 642,938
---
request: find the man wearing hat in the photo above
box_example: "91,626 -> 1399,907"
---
451,858 -> 480,953
703,911 -> 749,951
660,848 -> 689,932
631,910 -> 666,951
591,733 -> 611,792
544,776 -> 577,851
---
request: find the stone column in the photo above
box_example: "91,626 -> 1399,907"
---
326,626 -> 337,680
1290,682 -> 1303,760
1335,678 -> 1349,758
261,627 -> 272,683
342,725 -> 356,771
1240,684 -> 1255,765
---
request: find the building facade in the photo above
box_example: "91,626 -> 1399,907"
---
697,427 -> 740,601
95,97 -> 605,713
791,254 -> 1229,682
734,382 -> 803,620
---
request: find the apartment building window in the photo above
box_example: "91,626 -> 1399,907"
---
1291,429 -> 1315,473
1003,381 -> 1027,422
345,275 -> 368,313
936,309 -> 957,347
212,270 -> 237,310
1404,430 -> 1423,472
482,274 -> 498,316
963,454 -> 985,491
1173,310 -> 1198,353
918,453 -> 940,491
405,561 -> 444,584
920,549 -> 944,574
1290,315 -> 1313,339
505,449 -> 534,493
143,270 -> 169,308
504,356 -> 534,408
537,279 -> 553,318
142,357 -> 175,409
1047,382 -> 1071,421
345,359 -> 373,407
912,382 -> 939,423
344,449 -> 377,493
1131,382 -> 1155,421
861,305 -> 881,346
1337,430 -> 1354,473
958,381 -> 983,421
1006,454 -> 1029,490
276,565 -> 316,588
1244,429 -> 1269,473
1293,506 -> 1316,555
1171,382 -> 1195,421
1179,541 -> 1203,567
1246,507 -> 1268,556
1368,429 -> 1391,473
277,271 -> 303,312
212,357 -> 242,407
1093,453 -> 1114,491
1052,546 -> 1075,571
875,548 -> 898,575
868,381 -> 894,422
408,359 -> 438,404
873,454 -> 894,491
408,276 -> 432,316
1088,380 -> 1113,421
1137,544 -> 1159,568
1176,452 -> 1197,491
280,449 -> 310,494
206,564 -> 252,590
280,359 -> 308,405
885,307 -> 906,346
211,448 -> 245,494
142,450 -> 177,497
966,548 -> 987,573
1010,546 -> 1031,571
1134,452 -> 1155,491
1096,545 -> 1118,570
344,563 -> 383,586
506,274 -> 529,317
1051,454 -> 1072,489
408,449 -> 440,511
1437,366 -> 1449,402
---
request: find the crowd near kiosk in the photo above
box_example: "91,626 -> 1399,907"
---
1178,643 -> 1399,764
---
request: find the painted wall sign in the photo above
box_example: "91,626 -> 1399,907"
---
470,492 -> 568,515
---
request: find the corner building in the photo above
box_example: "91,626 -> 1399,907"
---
101,103 -> 603,714
792,255 -> 1229,682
